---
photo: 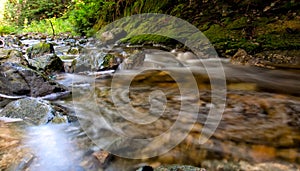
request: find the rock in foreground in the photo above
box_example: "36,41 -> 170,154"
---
0,62 -> 67,97
0,97 -> 68,125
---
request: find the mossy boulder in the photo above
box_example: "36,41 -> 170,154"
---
0,49 -> 28,65
27,42 -> 55,59
0,97 -> 68,125
75,49 -> 116,72
27,54 -> 64,75
67,47 -> 80,55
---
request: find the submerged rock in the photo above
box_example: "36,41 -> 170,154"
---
0,97 -> 67,125
0,62 -> 67,97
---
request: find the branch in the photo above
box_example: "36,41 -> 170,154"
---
48,19 -> 55,37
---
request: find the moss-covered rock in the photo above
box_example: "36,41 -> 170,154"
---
27,42 -> 55,59
0,49 -> 28,65
67,47 -> 80,55
27,54 -> 64,75
0,97 -> 67,125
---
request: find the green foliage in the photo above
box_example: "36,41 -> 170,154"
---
4,0 -> 73,26
22,18 -> 77,35
0,25 -> 18,35
68,0 -> 115,35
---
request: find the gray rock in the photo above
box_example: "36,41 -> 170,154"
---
230,48 -> 253,65
230,49 -> 300,69
154,165 -> 205,171
27,54 -> 64,74
0,97 -> 67,125
0,62 -> 67,97
201,160 -> 299,171
0,49 -> 28,65
27,42 -> 55,59
74,49 -> 107,72
100,28 -> 127,45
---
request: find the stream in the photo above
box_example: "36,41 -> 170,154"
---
0,35 -> 300,171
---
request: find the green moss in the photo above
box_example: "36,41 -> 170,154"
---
121,34 -> 181,47
101,54 -> 115,68
257,33 -> 300,50
27,42 -> 53,58
227,17 -> 248,30
203,24 -> 231,43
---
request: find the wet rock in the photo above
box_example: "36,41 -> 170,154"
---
67,47 -> 80,55
27,42 -> 55,59
154,165 -> 205,171
118,49 -> 184,70
117,50 -> 145,70
75,49 -> 108,72
2,36 -> 22,48
0,97 -> 67,125
92,150 -> 111,167
231,49 -> 300,69
0,120 -> 29,170
137,165 -> 154,171
0,49 -> 28,65
254,50 -> 300,69
201,160 -> 299,171
0,62 -> 67,97
230,48 -> 254,65
62,58 -> 77,73
0,38 -> 4,48
100,28 -> 127,45
176,51 -> 198,61
27,54 -> 64,75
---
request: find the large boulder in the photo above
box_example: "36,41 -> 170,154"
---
0,62 -> 67,97
27,42 -> 55,59
27,54 -> 64,75
74,49 -> 107,72
0,97 -> 68,125
0,49 -> 28,65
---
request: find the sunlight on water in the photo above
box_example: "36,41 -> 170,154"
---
25,124 -> 81,171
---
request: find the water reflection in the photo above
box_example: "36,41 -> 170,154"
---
25,124 -> 81,171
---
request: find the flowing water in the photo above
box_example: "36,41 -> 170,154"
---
1,41 -> 300,170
